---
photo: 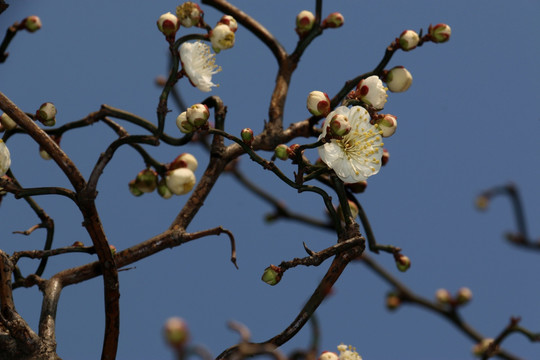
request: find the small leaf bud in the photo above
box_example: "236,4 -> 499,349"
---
386,292 -> 401,310
274,144 -> 289,160
381,149 -> 390,166
218,15 -> 238,32
261,265 -> 282,286
395,254 -> 411,272
295,10 -> 315,36
176,111 -> 194,134
385,66 -> 413,93
241,128 -> 254,146
166,168 -> 196,195
157,178 -> 173,199
164,317 -> 190,348
329,114 -> 351,138
186,104 -> 210,128
428,23 -> 451,43
472,338 -> 496,357
456,287 -> 472,305
171,153 -> 198,172
176,2 -> 203,28
22,16 -> 42,33
36,102 -> 57,126
109,245 -> 117,256
307,91 -> 331,117
375,114 -> 397,137
475,195 -> 489,211
0,113 -> 17,131
322,12 -> 344,28
128,179 -> 144,197
398,30 -> 419,51
157,12 -> 180,37
135,169 -> 158,193
435,288 -> 452,304
210,24 -> 235,53
71,241 -> 84,247
319,351 -> 339,360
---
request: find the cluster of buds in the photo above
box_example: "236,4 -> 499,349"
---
176,2 -> 203,28
374,114 -> 397,137
210,15 -> 237,53
157,12 -> 180,38
322,12 -> 344,29
176,103 -> 210,133
35,102 -> 57,127
163,317 -> 190,349
394,253 -> 411,272
295,10 -> 315,37
428,23 -> 451,43
435,287 -> 473,306
348,75 -> 388,110
384,66 -> 413,93
20,16 -> 42,33
261,265 -> 283,286
0,113 -> 17,131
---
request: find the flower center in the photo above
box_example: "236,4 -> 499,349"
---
336,124 -> 384,175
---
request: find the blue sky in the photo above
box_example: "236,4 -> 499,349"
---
1,1 -> 540,359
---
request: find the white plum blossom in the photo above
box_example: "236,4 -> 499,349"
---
0,140 -> 11,176
180,41 -> 221,92
356,76 -> 388,109
318,106 -> 384,183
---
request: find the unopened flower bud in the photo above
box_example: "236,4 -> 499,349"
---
22,16 -> 42,33
385,66 -> 413,93
322,12 -> 344,28
72,241 -> 84,247
475,195 -> 489,211
381,149 -> 390,166
218,15 -> 238,32
346,180 -> 367,194
337,199 -> 359,222
329,114 -> 351,138
157,12 -> 180,37
472,338 -> 496,357
176,2 -> 203,28
435,288 -> 452,304
376,114 -> 397,137
109,245 -> 117,256
288,144 -> 301,159
428,23 -> 451,43
39,148 -> 52,160
36,102 -> 57,126
176,112 -> 194,134
296,10 -> 315,36
274,144 -> 289,160
456,287 -> 472,305
261,265 -> 282,286
386,292 -> 401,310
241,128 -> 254,146
319,351 -> 339,360
210,24 -> 235,53
171,153 -> 198,172
164,317 -> 190,348
157,178 -> 173,199
398,30 -> 419,51
186,103 -> 210,127
307,91 -> 331,117
355,76 -> 388,110
135,169 -> 158,193
0,113 -> 17,131
128,179 -> 143,197
395,254 -> 411,272
166,168 -> 196,195
0,140 -> 11,177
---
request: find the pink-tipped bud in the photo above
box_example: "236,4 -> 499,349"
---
157,12 -> 180,37
428,23 -> 451,43
241,128 -> 254,146
435,288 -> 452,304
164,317 -> 190,348
398,30 -> 420,51
36,102 -> 57,127
295,10 -> 315,36
0,113 -> 17,131
170,153 -> 198,172
385,66 -> 413,93
135,169 -> 158,193
386,292 -> 401,310
376,114 -> 397,137
319,351 -> 339,360
456,287 -> 472,305
395,254 -> 411,272
218,15 -> 238,32
176,2 -> 203,28
381,149 -> 390,166
322,12 -> 344,28
186,103 -> 210,128
274,144 -> 289,160
165,168 -> 196,195
355,76 -> 388,110
22,16 -> 42,33
307,91 -> 331,116
128,179 -> 144,197
261,265 -> 282,286
210,24 -> 235,53
329,114 -> 351,138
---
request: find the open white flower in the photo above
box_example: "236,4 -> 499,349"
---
180,41 -> 221,92
318,106 -> 383,183
0,140 -> 11,176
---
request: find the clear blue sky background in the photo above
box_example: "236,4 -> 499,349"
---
1,1 -> 540,359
